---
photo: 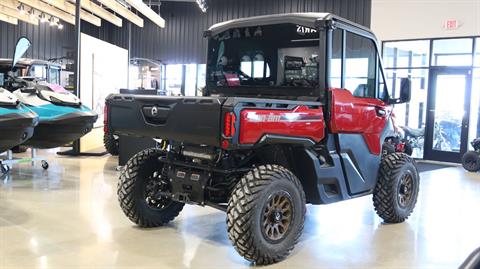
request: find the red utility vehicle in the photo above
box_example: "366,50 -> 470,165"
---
107,13 -> 419,265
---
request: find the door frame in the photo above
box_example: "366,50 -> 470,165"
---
424,67 -> 472,162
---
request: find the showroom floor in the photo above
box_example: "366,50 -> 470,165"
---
1,150 -> 479,269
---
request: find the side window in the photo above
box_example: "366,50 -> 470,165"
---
49,67 -> 61,85
253,54 -> 270,78
377,66 -> 387,99
30,64 -> 47,80
240,55 -> 252,77
330,29 -> 342,88
240,53 -> 271,79
345,32 -> 377,98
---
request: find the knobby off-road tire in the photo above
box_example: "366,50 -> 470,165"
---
373,153 -> 420,223
104,132 -> 119,156
462,151 -> 480,172
227,164 -> 306,265
118,148 -> 184,227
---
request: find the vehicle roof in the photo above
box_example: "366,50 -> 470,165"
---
0,58 -> 61,68
206,12 -> 374,37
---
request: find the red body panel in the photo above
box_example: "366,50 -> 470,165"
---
329,88 -> 391,155
239,106 -> 325,144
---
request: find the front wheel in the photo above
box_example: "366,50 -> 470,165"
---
373,153 -> 420,223
227,165 -> 306,265
118,148 -> 184,227
462,151 -> 480,172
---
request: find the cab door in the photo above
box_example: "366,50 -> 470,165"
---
327,29 -> 393,195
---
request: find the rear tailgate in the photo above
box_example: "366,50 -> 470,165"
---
106,94 -> 225,147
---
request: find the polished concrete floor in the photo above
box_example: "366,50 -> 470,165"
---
1,150 -> 480,269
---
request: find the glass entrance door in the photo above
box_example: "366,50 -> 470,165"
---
424,68 -> 472,162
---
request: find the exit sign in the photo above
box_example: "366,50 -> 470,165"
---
444,19 -> 460,30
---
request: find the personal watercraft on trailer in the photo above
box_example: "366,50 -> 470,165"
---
0,87 -> 38,153
2,37 -> 98,149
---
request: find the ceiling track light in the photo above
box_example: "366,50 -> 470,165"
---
39,12 -> 47,23
49,16 -> 57,26
28,8 -> 35,19
196,0 -> 207,13
17,3 -> 25,15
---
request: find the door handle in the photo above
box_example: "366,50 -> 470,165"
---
375,107 -> 386,117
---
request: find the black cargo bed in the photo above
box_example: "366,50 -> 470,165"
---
106,94 -> 225,147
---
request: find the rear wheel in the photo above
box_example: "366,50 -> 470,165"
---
462,151 -> 480,172
104,132 -> 119,156
118,148 -> 184,227
227,165 -> 306,265
373,153 -> 420,223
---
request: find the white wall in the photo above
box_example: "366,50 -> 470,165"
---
80,33 -> 128,152
371,0 -> 480,41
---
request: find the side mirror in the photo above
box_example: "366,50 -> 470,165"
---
389,77 -> 411,104
12,37 -> 32,70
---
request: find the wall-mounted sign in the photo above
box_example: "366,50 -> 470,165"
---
444,19 -> 461,30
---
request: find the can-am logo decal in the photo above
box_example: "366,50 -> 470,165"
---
296,25 -> 317,35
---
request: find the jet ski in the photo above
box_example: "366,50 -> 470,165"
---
9,79 -> 98,149
0,87 -> 38,153
2,36 -> 98,149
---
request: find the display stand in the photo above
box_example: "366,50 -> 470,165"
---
0,149 -> 49,176
56,140 -> 107,157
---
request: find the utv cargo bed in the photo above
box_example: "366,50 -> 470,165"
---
106,95 -> 225,147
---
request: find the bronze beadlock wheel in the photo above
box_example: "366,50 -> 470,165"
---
373,152 -> 420,223
227,164 -> 306,265
262,191 -> 294,242
397,172 -> 414,209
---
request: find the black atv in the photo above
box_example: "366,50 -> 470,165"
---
462,138 -> 480,172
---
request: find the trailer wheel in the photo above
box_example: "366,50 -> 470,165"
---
227,165 -> 306,265
462,151 -> 480,172
104,132 -> 119,156
118,148 -> 184,227
373,153 -> 419,223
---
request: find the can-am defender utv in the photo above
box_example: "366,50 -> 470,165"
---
107,13 -> 420,265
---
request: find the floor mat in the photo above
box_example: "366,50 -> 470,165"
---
416,162 -> 454,173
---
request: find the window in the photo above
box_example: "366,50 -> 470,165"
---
345,32 -> 377,98
378,67 -> 387,99
239,54 -> 270,79
207,23 -> 319,91
253,54 -> 270,78
383,40 -> 430,68
240,55 -> 252,77
432,38 -> 473,66
30,65 -> 47,80
49,67 -> 60,85
474,38 -> 480,67
330,29 -> 342,88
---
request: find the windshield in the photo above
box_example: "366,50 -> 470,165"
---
207,23 -> 320,95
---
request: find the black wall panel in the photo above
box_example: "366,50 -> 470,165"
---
0,0 -> 371,64
0,21 -> 75,61
130,0 -> 371,64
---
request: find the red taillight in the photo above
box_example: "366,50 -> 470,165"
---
103,104 -> 109,133
223,112 -> 236,138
